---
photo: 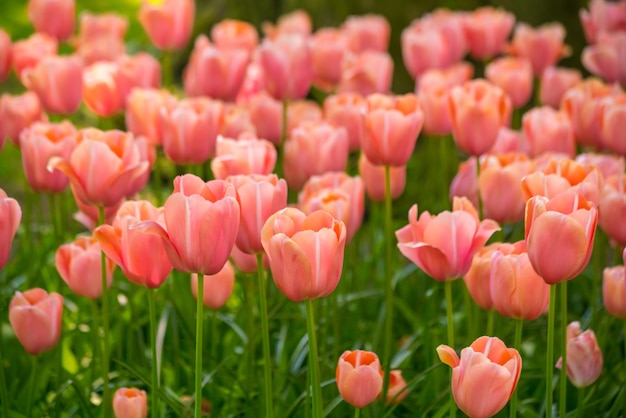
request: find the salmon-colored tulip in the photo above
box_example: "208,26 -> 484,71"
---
396,197 -> 500,281
489,127 -> 529,155
358,153 -> 406,202
0,92 -> 46,148
135,175 -> 240,275
48,128 -> 150,207
576,153 -> 625,180
82,61 -> 129,117
112,387 -> 148,418
116,53 -> 161,92
599,174 -> 626,246
247,92 -> 282,144
525,189 -> 597,284
342,14 -> 390,53
74,21 -> 126,65
323,92 -> 367,152
0,188 -> 22,270
583,31 -> 626,87
11,33 -> 57,79
138,0 -> 194,51
361,93 -> 424,167
77,11 -> 128,41
539,67 -> 582,109
20,120 -> 77,193
599,93 -> 626,155
261,9 -> 312,40
56,236 -> 115,299
338,51 -> 393,97
485,57 -> 533,109
125,88 -> 176,146
28,0 -> 75,42
22,55 -> 83,114
0,29 -> 11,82
191,261 -> 235,310
8,288 -> 63,355
311,28 -> 348,90
603,264 -> 626,319
523,106 -> 575,157
463,7 -> 515,60
211,136 -> 276,180
508,22 -> 569,75
261,208 -> 346,302
336,350 -> 383,408
580,0 -> 626,44
74,197 -> 123,231
211,19 -> 258,53
556,322 -> 603,388
437,336 -> 522,418
449,79 -> 512,156
383,370 -> 408,404
220,105 -> 256,139
94,200 -> 173,288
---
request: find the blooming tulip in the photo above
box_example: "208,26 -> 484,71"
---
337,51 -> 393,96
336,350 -> 383,408
383,370 -> 408,404
507,22 -> 569,75
72,12 -> 127,64
82,61 -> 130,117
112,387 -> 148,418
525,189 -> 597,284
28,0 -> 75,42
311,28 -> 348,90
539,67 -> 582,109
261,9 -> 312,39
599,93 -> 626,155
576,153 -> 625,180
0,29 -> 11,82
0,92 -> 46,148
485,57 -> 533,109
358,153 -> 406,202
342,14 -> 390,53
211,19 -> 258,53
138,0 -> 194,50
556,322 -> 603,388
211,136 -> 276,180
522,106 -> 575,157
0,188 -> 22,270
323,92 -> 367,152
437,336 -> 522,418
599,174 -> 626,246
463,7 -> 515,60
261,208 -> 346,302
125,88 -> 176,146
603,264 -> 626,319
11,33 -> 57,78
191,261 -> 235,310
580,0 -> 626,44
8,288 -> 63,355
396,197 -> 500,281
582,31 -> 626,87
220,105 -> 256,139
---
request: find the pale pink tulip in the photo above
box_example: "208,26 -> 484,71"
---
599,93 -> 626,155
323,92 -> 367,151
262,9 -> 312,40
138,0 -> 194,50
211,19 -> 258,53
0,188 -> 22,270
22,55 -> 83,114
338,51 -> 393,96
523,106 -> 575,157
540,67 -> 582,109
125,88 -> 176,146
556,322 -> 603,388
11,33 -> 57,78
485,57 -> 533,109
28,0 -> 75,41
211,136 -> 276,180
580,0 -> 626,44
583,31 -> 626,87
311,28 -> 349,90
0,92 -> 46,148
342,14 -> 390,53
463,7 -> 515,60
507,22 -> 569,75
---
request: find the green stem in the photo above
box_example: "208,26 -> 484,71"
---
148,288 -> 159,418
475,157 -> 483,220
577,387 -> 584,418
56,323 -> 64,417
510,318 -> 524,418
445,280 -> 456,418
559,281 -> 568,418
354,407 -> 361,418
546,285 -> 557,418
26,355 -> 37,417
257,253 -> 274,418
97,206 -> 111,418
195,272 -> 204,418
623,320 -> 626,417
90,300 -> 99,396
382,165 -> 394,402
487,309 -> 495,336
463,285 -> 476,342
162,50 -> 173,89
305,298 -> 323,418
0,316 -> 10,418
276,100 -> 288,180
242,274 -> 255,396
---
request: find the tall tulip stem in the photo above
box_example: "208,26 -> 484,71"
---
0,319 -> 10,418
577,387 -> 585,418
257,253 -> 274,418
354,407 -> 361,418
26,355 -> 37,418
382,164 -> 394,402
276,99 -> 288,180
148,288 -> 159,417
475,157 -> 483,220
445,280 -> 456,418
305,298 -> 323,418
546,284 -> 557,418
194,271 -> 204,418
510,318 -> 524,418
162,50 -> 173,89
559,281 -> 568,418
97,206 -> 111,418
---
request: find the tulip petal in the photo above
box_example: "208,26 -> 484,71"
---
436,344 -> 460,368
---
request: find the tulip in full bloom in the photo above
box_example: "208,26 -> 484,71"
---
0,188 -> 22,270
191,261 -> 235,310
0,92 -> 46,148
507,22 -> 569,75
261,208 -> 346,302
112,387 -> 148,418
463,7 -> 515,60
396,197 -> 500,281
539,67 -> 582,109
138,0 -> 194,50
9,288 -> 63,355
485,57 -> 533,109
556,322 -> 603,388
358,153 -> 406,202
603,263 -> 626,319
28,0 -> 75,42
437,336 -> 522,418
336,350 -> 383,408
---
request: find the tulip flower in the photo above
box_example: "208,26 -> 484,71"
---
323,92 -> 367,152
0,188 -> 22,270
112,387 -> 148,418
598,93 -> 626,155
116,53 -> 161,92
82,61 -> 130,117
220,105 -> 256,139
485,57 -> 533,109
582,31 -> 626,87
0,29 -> 11,83
539,67 -> 582,109
507,22 -> 569,75
210,19 -> 259,53
125,88 -> 176,146
599,174 -> 626,246
262,9 -> 312,39
603,264 -> 626,319
525,189 -> 597,284
463,7 -> 515,60
311,28 -> 348,90
0,92 -> 46,148
337,51 -> 394,96
11,33 -> 57,78
342,14 -> 390,53
580,0 -> 626,44
382,370 -> 408,404
358,153 -> 406,202
138,0 -> 194,50
522,106 -> 576,157
556,322 -> 603,388
396,197 -> 500,281
437,336 -> 522,418
336,350 -> 383,408
28,0 -> 75,42
191,261 -> 235,310
261,208 -> 346,302
211,136 -> 276,180
8,288 -> 63,355
575,152 -> 625,180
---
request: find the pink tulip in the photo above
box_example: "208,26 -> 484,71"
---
336,350 -> 383,409
20,120 -> 77,193
77,11 -> 128,41
603,264 -> 626,319
0,92 -> 46,148
220,105 -> 256,139
337,51 -> 393,96
396,197 -> 500,281
382,370 -> 408,404
507,22 -> 569,75
211,19 -> 259,53
28,0 -> 75,42
74,197 -> 122,231
247,92 -> 282,144
580,0 -> 626,44
56,236 -> 115,299
0,29 -> 11,82
449,79 -> 512,156
22,55 -> 83,114
583,31 -> 626,87
401,20 -> 460,80
138,0 -> 194,50
82,61 -> 130,117
191,261 -> 235,310
525,189 -> 597,284
284,121 -> 349,190
8,288 -> 63,355
323,92 -> 367,152
0,188 -> 22,270
211,136 -> 276,180
49,128 -> 150,207
523,106 -> 575,157
135,175 -> 240,275
11,33 -> 57,78
261,208 -> 346,302
358,153 -> 406,202
556,322 -> 603,388
485,57 -> 533,109
437,336 -> 522,418
599,93 -> 626,155
311,28 -> 348,90
576,153 -> 625,180
158,98 -> 225,165
230,243 -> 265,274
125,88 -> 176,146
262,9 -> 312,40
112,387 -> 148,418
539,67 -> 582,109
463,7 -> 515,60
599,174 -> 626,246
75,37 -> 126,66
361,93 -> 424,166
116,53 -> 161,92
342,14 -> 390,53
286,100 -> 323,134
94,200 -> 173,288
489,127 -> 528,154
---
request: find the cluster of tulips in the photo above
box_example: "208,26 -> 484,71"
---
1,0 -> 626,416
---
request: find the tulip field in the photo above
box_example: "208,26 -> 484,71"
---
2,0 -> 626,417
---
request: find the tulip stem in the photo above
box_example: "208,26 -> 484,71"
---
97,206 -> 111,418
242,274 -> 255,396
148,288 -> 159,418
623,320 -> 626,417
0,319 -> 10,418
276,99 -> 288,180
382,165 -> 394,403
195,271 -> 204,418
510,318 -> 524,418
445,280 -> 456,418
546,284 -> 557,418
487,309 -> 495,336
577,387 -> 585,418
26,355 -> 37,417
354,407 -> 361,418
475,157 -> 483,220
257,253 -> 274,418
305,298 -> 323,418
559,281 -> 568,418
162,50 -> 173,89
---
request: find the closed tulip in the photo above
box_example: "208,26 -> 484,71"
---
490,127 -> 529,155
342,14 -> 390,53
582,31 -> 626,87
112,387 -> 148,418
463,7 -> 515,60
261,208 -> 346,302
336,350 -> 383,409
556,322 -> 603,388
485,57 -> 533,109
575,153 -> 625,180
211,19 -> 258,53
11,33 -> 57,79
0,92 -> 46,148
211,136 -> 276,180
396,197 -> 500,281
522,106 -> 575,157
539,67 -> 582,109
125,88 -> 176,146
358,153 -> 406,202
580,0 -> 626,43
603,264 -> 626,319
9,288 -> 63,355
82,61 -> 129,117
220,105 -> 256,139
525,189 -> 597,284
599,93 -> 626,155
337,51 -> 393,97
191,261 -> 235,310
116,53 -> 161,92
508,22 -> 569,75
77,11 -> 128,41
247,92 -> 282,144
311,28 -> 348,90
56,236 -> 115,299
383,370 -> 408,404
437,336 -> 522,418
0,188 -> 22,270
599,174 -> 626,246
135,175 -> 240,275
138,0 -> 194,50
28,0 -> 75,42
262,9 -> 312,40
323,92 -> 367,152
0,29 -> 11,82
